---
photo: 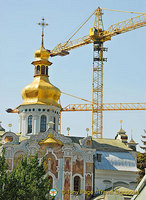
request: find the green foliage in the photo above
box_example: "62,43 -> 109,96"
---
0,152 -> 52,200
0,148 -> 8,200
137,152 -> 146,183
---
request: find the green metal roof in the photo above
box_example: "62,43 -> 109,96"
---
68,136 -> 131,152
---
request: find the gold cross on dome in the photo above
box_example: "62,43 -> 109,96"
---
120,120 -> 123,128
131,128 -> 133,139
38,18 -> 48,47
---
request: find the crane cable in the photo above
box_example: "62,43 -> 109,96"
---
62,10 -> 96,47
101,8 -> 146,15
61,91 -> 93,104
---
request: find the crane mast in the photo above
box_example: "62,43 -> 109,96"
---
50,8 -> 146,138
92,8 -> 107,138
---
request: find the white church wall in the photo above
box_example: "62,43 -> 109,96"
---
18,104 -> 60,136
95,169 -> 138,192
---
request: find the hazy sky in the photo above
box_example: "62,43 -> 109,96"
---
0,0 -> 145,151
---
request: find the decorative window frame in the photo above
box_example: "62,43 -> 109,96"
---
72,173 -> 83,195
40,114 -> 48,132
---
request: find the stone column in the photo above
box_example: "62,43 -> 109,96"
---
22,115 -> 26,136
33,115 -> 37,135
18,115 -> 22,134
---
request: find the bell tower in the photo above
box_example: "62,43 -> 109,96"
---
17,18 -> 61,136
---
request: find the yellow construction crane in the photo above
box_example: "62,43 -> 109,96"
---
49,7 -> 146,138
62,103 -> 146,112
7,8 -> 146,138
58,92 -> 146,134
58,102 -> 146,134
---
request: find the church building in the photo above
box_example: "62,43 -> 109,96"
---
0,27 -> 139,200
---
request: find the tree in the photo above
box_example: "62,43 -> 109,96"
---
137,152 -> 146,183
0,149 -> 8,200
0,153 -> 52,200
137,130 -> 146,183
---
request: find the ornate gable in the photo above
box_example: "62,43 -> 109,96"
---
79,136 -> 92,148
39,133 -> 63,147
2,132 -> 19,145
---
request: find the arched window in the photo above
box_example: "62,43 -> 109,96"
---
40,115 -> 47,132
41,65 -> 45,75
46,66 -> 48,75
28,115 -> 32,133
36,65 -> 40,75
74,176 -> 81,192
53,117 -> 56,131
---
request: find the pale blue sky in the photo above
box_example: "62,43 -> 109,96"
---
0,0 -> 146,151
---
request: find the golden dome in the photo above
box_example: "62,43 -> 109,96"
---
21,76 -> 61,108
39,134 -> 63,147
34,46 -> 50,62
20,41 -> 61,108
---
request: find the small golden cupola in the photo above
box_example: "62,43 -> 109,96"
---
21,18 -> 61,108
17,18 -> 61,136
39,133 -> 63,147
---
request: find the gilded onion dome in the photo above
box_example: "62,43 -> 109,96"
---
21,40 -> 61,108
21,76 -> 61,108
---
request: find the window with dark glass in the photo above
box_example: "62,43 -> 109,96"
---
28,115 -> 32,133
40,115 -> 47,132
74,176 -> 81,192
36,65 -> 40,75
53,117 -> 56,131
41,65 -> 45,75
97,153 -> 102,162
46,66 -> 48,75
